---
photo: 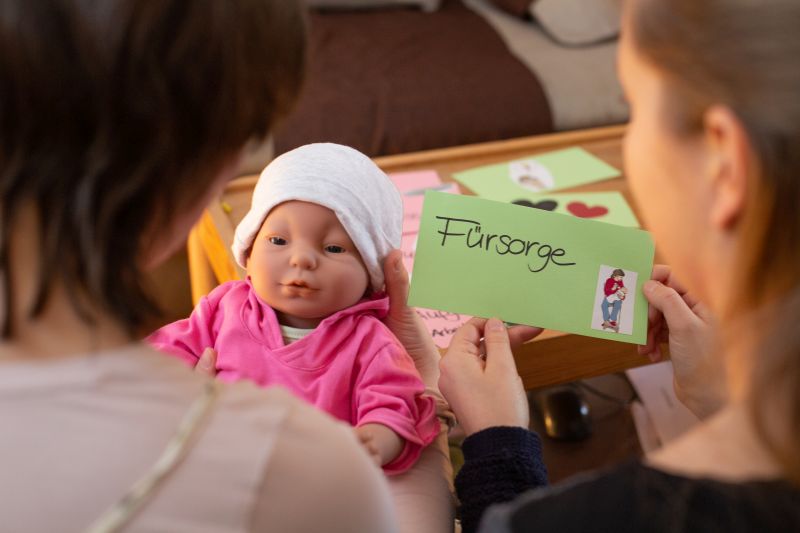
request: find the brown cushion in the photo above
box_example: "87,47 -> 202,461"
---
488,0 -> 532,19
273,0 -> 553,157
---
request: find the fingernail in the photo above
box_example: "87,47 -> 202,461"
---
394,255 -> 402,273
487,318 -> 504,331
643,280 -> 659,294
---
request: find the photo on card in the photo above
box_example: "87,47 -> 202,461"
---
508,159 -> 555,193
591,265 -> 638,335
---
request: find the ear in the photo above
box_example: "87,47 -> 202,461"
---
702,105 -> 752,230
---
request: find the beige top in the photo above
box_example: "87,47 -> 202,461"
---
0,344 -> 398,532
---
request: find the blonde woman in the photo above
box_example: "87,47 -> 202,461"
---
439,1 -> 800,531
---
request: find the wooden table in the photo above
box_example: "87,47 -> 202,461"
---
187,124 -> 657,389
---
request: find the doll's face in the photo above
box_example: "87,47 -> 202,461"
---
246,201 -> 370,328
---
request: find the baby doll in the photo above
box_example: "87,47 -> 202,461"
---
148,143 -> 439,473
606,287 -> 628,303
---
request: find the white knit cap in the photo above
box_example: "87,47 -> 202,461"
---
232,143 -> 402,291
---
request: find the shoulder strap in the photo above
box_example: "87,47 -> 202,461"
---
84,380 -> 221,533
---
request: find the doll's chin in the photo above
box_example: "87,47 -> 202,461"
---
272,302 -> 321,318
275,300 -> 359,321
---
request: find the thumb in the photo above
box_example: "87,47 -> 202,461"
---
643,280 -> 695,332
483,318 -> 517,374
383,249 -> 409,317
195,347 -> 218,376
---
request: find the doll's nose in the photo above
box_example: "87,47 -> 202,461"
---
290,247 -> 317,270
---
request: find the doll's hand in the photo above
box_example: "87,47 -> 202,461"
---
355,428 -> 383,467
193,347 -> 218,377
638,265 -> 725,418
355,423 -> 403,467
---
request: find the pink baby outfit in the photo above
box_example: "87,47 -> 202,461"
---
148,279 -> 439,474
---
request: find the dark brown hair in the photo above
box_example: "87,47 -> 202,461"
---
630,0 -> 800,482
0,0 -> 306,336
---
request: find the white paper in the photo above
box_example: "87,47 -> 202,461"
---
626,361 -> 700,448
630,400 -> 660,453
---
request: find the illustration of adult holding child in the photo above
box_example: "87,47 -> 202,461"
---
601,268 -> 628,331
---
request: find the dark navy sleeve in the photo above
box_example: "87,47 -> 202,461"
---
454,426 -> 548,533
475,460 -> 800,533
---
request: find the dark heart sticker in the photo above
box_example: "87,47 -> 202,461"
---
512,199 -> 558,211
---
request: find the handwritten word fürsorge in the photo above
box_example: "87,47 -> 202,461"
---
435,216 -> 576,273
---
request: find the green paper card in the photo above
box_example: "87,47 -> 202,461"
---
453,147 -> 621,196
408,191 -> 655,344
509,191 -> 640,228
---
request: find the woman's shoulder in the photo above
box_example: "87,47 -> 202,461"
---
481,461 -> 800,533
0,343 -> 395,532
208,367 -> 399,531
131,347 -> 399,531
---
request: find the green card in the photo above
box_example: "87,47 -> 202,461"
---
453,147 -> 621,197
508,191 -> 639,228
408,191 -> 655,344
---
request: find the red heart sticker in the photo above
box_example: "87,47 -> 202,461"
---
566,202 -> 608,218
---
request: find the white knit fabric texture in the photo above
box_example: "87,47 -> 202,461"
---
232,143 -> 403,292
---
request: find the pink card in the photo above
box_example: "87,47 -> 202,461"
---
402,195 -> 425,235
402,181 -> 461,197
414,308 -> 471,348
389,170 -> 442,193
400,233 -> 418,275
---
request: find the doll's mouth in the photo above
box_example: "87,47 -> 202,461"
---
282,280 -> 318,291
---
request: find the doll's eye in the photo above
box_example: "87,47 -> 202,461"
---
269,236 -> 287,246
324,245 -> 345,254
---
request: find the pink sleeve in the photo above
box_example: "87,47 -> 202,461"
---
146,288 -> 224,367
353,339 -> 440,476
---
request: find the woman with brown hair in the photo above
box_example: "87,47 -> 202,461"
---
439,0 -> 800,531
0,1 -> 412,531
